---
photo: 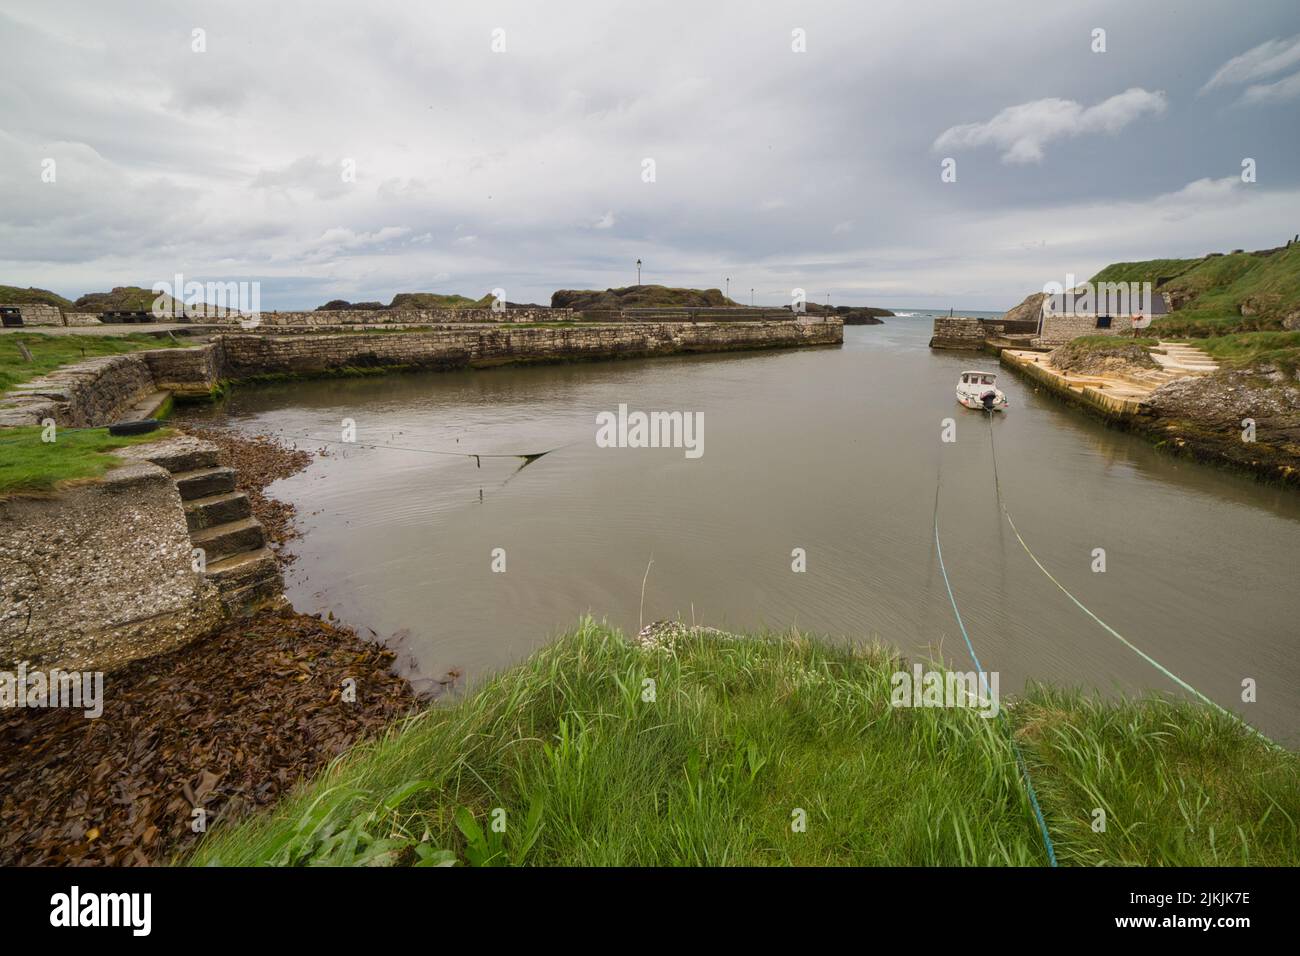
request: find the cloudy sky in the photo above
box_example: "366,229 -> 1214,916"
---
1,0 -> 1298,311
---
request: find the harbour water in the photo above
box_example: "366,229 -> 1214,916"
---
187,317 -> 1300,741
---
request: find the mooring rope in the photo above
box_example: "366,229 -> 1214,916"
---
982,412 -> 1279,749
933,468 -> 1059,867
263,429 -> 569,466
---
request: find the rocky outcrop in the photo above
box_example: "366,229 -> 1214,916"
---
1049,341 -> 1159,375
1148,366 -> 1300,446
551,285 -> 736,310
1002,292 -> 1046,326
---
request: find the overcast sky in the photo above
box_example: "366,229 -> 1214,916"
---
1,0 -> 1298,311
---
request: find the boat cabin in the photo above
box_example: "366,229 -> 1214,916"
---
959,371 -> 997,387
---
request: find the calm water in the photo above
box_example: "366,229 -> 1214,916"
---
189,318 -> 1300,741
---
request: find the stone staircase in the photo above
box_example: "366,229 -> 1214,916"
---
1002,340 -> 1223,416
1149,341 -> 1219,378
121,436 -> 284,614
1107,341 -> 1220,391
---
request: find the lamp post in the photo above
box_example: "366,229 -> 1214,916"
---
750,288 -> 754,307
636,259 -> 642,286
725,277 -> 730,300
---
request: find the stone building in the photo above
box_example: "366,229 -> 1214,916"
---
1036,285 -> 1170,345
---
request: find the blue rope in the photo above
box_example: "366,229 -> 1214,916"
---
982,414 -> 1279,750
933,476 -> 1059,867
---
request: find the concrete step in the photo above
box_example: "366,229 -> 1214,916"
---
205,546 -> 284,614
173,465 -> 237,500
205,545 -> 277,582
119,389 -> 172,423
184,490 -> 252,531
191,515 -> 265,563
218,578 -> 288,615
120,435 -> 220,474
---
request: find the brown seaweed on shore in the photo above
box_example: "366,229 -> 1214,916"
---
0,609 -> 418,866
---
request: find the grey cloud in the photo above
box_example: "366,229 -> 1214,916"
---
1201,33 -> 1300,92
1,0 -> 1298,311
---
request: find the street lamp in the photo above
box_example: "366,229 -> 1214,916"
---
636,259 -> 642,286
750,288 -> 754,307
725,277 -> 730,300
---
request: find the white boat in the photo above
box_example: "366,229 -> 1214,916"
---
956,371 -> 1008,411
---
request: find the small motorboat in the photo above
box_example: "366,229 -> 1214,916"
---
956,371 -> 1008,411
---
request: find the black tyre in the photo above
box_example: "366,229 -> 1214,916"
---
107,419 -> 162,436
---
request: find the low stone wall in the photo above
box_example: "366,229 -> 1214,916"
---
1037,312 -> 1137,345
577,308 -> 793,323
215,320 -> 843,377
0,461 -> 224,673
0,353 -> 156,427
0,303 -> 63,326
63,312 -> 103,327
930,316 -> 1043,350
222,307 -> 572,328
929,318 -> 987,350
143,342 -> 223,398
1,320 -> 841,425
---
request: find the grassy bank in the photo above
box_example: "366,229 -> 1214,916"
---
0,332 -> 180,392
1093,245 -> 1300,336
0,425 -> 175,495
1192,330 -> 1300,376
188,621 -> 1299,867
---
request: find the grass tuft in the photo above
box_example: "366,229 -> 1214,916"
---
187,622 -> 1300,867
0,333 -> 181,392
0,425 -> 174,496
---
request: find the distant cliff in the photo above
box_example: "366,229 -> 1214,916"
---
818,304 -> 893,324
551,285 -> 738,310
317,292 -> 494,311
74,286 -> 184,314
0,285 -> 74,310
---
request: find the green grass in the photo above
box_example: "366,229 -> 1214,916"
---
0,333 -> 181,392
1090,258 -> 1204,287
0,284 -> 75,310
186,621 -> 1300,867
1093,245 -> 1300,336
1066,335 -> 1160,351
0,425 -> 175,495
1192,331 -> 1300,376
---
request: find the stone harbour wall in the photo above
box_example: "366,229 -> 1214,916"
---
929,318 -> 988,350
0,353 -> 157,428
216,320 -> 843,377
0,320 -> 841,426
929,316 -> 1043,350
143,342 -> 223,398
224,307 -> 572,328
0,461 -> 224,673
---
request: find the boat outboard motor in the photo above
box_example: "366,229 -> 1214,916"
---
981,391 -> 997,411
